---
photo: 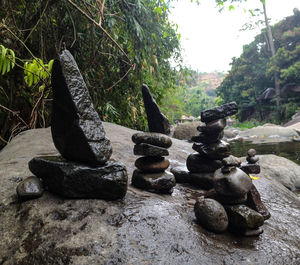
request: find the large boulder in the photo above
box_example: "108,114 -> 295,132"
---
0,123 -> 300,265
239,125 -> 299,143
172,121 -> 204,140
257,154 -> 300,191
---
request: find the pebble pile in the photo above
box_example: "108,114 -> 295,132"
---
131,132 -> 176,193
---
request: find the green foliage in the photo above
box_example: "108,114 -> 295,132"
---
233,119 -> 264,130
217,9 -> 300,123
0,45 -> 15,75
0,0 -> 181,147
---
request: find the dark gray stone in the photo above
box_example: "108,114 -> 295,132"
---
240,162 -> 261,174
191,131 -> 224,144
222,155 -> 241,167
28,156 -> 128,200
135,156 -> 169,173
190,172 -> 215,190
132,132 -> 172,148
16,176 -> 44,200
209,193 -> 248,205
132,169 -> 175,193
225,204 -> 264,230
246,184 -> 271,220
243,227 -> 264,237
247,156 -> 259,164
192,140 -> 231,160
197,118 -> 226,134
170,166 -> 191,183
186,153 -> 222,173
51,49 -> 112,165
142,84 -> 171,135
133,143 -> 169,157
221,166 -> 236,173
201,102 -> 238,123
247,149 -> 256,157
194,197 -> 228,233
214,168 -> 253,197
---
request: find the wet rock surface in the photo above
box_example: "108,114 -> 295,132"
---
186,153 -> 222,173
16,176 -> 44,200
1,124 -> 300,265
142,84 -> 171,134
135,156 -> 170,173
133,143 -> 169,156
192,140 -> 231,159
51,50 -> 112,165
214,168 -> 253,197
194,197 -> 228,233
200,102 -> 238,123
132,132 -> 172,148
132,170 -> 175,193
29,156 -> 128,200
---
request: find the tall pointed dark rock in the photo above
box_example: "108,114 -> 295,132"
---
142,84 -> 171,135
51,49 -> 112,165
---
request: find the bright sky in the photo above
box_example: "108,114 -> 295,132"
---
169,0 -> 300,72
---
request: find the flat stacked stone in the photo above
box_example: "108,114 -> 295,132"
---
240,148 -> 261,174
24,50 -> 128,201
190,103 -> 268,236
131,132 -> 175,193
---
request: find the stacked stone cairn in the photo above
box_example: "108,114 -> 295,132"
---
131,133 -> 175,194
173,102 -> 270,236
17,49 -> 128,201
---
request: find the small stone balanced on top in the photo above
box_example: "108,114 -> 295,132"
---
131,84 -> 175,194
26,49 -> 128,200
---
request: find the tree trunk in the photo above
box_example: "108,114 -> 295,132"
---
262,2 -> 281,119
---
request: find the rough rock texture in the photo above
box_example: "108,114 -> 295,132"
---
201,102 -> 238,123
132,170 -> 175,193
132,132 -> 172,148
192,140 -> 231,160
225,204 -> 264,230
16,176 -> 44,200
194,197 -> 228,233
1,124 -> 300,265
191,131 -> 224,144
197,119 -> 226,134
186,153 -> 222,173
29,156 -> 128,200
51,50 -> 112,165
259,154 -> 300,190
172,121 -> 204,140
240,162 -> 261,174
142,84 -> 171,134
133,143 -> 169,156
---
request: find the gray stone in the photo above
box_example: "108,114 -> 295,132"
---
132,132 -> 172,148
194,197 -> 228,233
133,143 -> 169,156
170,165 -> 191,183
214,168 -> 253,197
142,84 -> 171,134
192,140 -> 231,160
210,193 -> 248,205
247,149 -> 256,157
51,49 -> 112,165
191,131 -> 224,144
201,102 -> 238,123
28,156 -> 128,200
1,124 -> 300,265
243,227 -> 264,237
132,169 -> 175,193
246,184 -> 271,220
246,156 -> 259,164
222,155 -> 241,167
197,118 -> 226,134
240,162 -> 261,174
16,176 -> 44,200
172,121 -> 203,140
186,153 -> 222,173
190,172 -> 215,190
135,156 -> 169,173
225,204 -> 264,230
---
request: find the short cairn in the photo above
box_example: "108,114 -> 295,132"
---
131,132 -> 176,194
